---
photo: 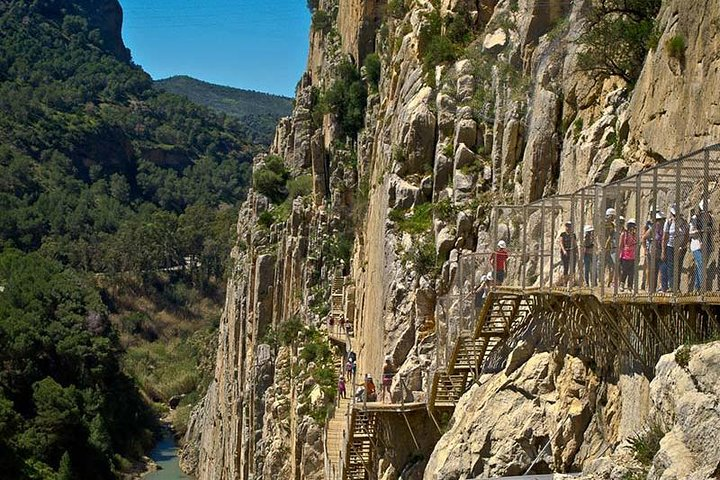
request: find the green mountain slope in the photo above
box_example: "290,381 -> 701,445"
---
0,0 -> 258,477
155,75 -> 293,145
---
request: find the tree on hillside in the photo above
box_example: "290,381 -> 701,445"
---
577,0 -> 662,84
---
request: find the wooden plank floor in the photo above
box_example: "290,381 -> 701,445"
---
326,397 -> 351,480
493,286 -> 720,305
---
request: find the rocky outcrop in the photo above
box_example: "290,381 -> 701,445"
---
647,342 -> 720,480
576,342 -> 720,480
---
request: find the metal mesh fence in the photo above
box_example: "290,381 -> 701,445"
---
484,144 -> 720,300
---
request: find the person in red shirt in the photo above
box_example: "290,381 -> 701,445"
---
491,240 -> 509,285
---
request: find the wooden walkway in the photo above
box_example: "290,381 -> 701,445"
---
326,396 -> 351,480
494,286 -> 720,306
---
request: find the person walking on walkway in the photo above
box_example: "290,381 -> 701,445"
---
338,376 -> 346,399
604,208 -> 618,288
558,221 -> 578,286
689,224 -> 704,292
662,205 -> 689,292
642,211 -> 665,293
491,241 -> 509,285
582,225 -> 597,287
381,356 -> 395,404
619,219 -> 638,291
693,200 -> 715,290
661,206 -> 676,292
641,219 -> 652,290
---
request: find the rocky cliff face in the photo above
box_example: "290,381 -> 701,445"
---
183,0 -> 720,478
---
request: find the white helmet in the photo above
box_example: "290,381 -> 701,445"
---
497,240 -> 507,249
605,208 -> 617,217
583,224 -> 594,233
699,199 -> 707,211
626,218 -> 636,226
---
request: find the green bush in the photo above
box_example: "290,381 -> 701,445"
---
387,0 -> 407,19
287,174 -> 314,199
675,344 -> 691,367
311,9 -> 332,33
445,8 -> 473,45
626,421 -> 666,465
353,175 -> 371,225
253,155 -> 289,203
403,236 -> 439,276
665,34 -> 686,60
278,317 -> 305,346
393,203 -> 434,234
258,210 -> 275,228
573,117 -> 584,140
434,198 -> 457,221
418,7 -> 473,78
323,60 -> 368,139
419,10 -> 459,75
364,53 -> 381,90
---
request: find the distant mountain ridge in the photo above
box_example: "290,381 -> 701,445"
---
155,76 -> 293,145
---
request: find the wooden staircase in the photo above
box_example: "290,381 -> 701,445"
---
428,292 -> 535,411
429,369 -> 466,408
331,274 -> 344,320
343,409 -> 377,480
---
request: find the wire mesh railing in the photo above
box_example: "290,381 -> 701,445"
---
489,144 -> 720,300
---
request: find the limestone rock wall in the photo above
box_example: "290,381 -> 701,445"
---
183,0 -> 720,478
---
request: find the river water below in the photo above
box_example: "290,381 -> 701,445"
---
145,429 -> 192,480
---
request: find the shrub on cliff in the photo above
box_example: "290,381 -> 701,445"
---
323,59 -> 367,140
418,7 -> 473,81
253,155 -> 290,203
363,53 -> 381,91
311,9 -> 332,33
387,0 -> 407,19
577,0 -> 661,84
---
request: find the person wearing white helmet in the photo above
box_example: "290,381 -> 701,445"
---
491,240 -> 509,285
558,220 -> 578,286
582,225 -> 597,286
619,218 -> 638,291
689,223 -> 704,292
475,272 -> 492,308
642,210 -> 665,293
604,207 -> 619,288
691,198 -> 714,291
662,204 -> 689,292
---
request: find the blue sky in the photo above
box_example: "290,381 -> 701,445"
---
120,0 -> 310,97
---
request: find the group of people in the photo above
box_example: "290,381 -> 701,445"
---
342,355 -> 396,404
489,199 -> 715,293
554,201 -> 715,293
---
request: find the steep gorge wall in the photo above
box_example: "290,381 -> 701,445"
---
183,0 -> 720,479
